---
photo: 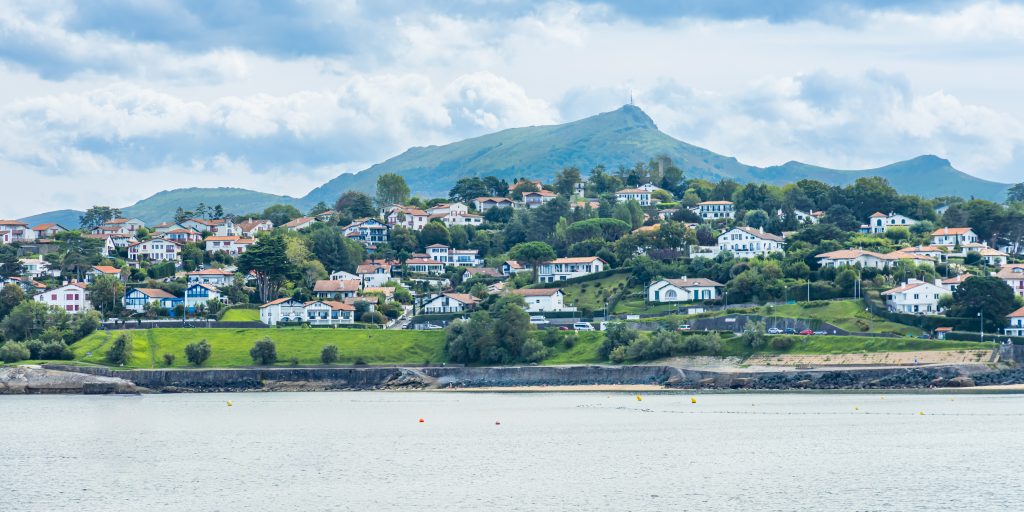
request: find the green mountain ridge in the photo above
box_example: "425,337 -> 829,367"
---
20,105 -> 1012,225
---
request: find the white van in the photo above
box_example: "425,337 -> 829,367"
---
529,315 -> 549,325
573,322 -> 595,331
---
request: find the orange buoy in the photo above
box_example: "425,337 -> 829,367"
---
418,418 -> 425,423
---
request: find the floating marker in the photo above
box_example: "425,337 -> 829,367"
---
919,411 -> 925,416
636,395 -> 642,402
854,407 -> 859,411
495,421 -> 501,426
226,401 -> 233,407
418,418 -> 425,423
690,397 -> 697,404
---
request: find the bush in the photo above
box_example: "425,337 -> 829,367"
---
163,353 -> 176,366
185,339 -> 212,366
25,339 -> 44,359
563,334 -> 576,349
321,345 -> 339,364
39,341 -> 73,360
249,337 -> 277,365
360,311 -> 387,324
541,329 -> 564,348
0,341 -> 30,363
106,334 -> 133,365
740,320 -> 767,349
608,345 -> 628,364
520,338 -> 550,363
770,336 -> 797,350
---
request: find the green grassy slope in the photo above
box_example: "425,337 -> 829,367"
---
220,309 -> 260,322
757,301 -> 922,336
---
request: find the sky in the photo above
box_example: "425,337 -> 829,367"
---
2,0 -> 1024,218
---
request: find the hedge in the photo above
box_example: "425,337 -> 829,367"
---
941,331 -> 1024,344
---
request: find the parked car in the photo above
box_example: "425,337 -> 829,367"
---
767,327 -> 783,335
558,326 -> 570,331
813,330 -> 828,335
573,322 -> 595,331
424,323 -> 443,330
799,329 -> 814,335
677,324 -> 691,331
529,315 -> 549,325
783,328 -> 797,334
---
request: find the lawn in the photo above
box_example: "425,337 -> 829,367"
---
540,332 -> 606,365
220,309 -> 260,322
612,295 -> 679,315
755,300 -> 921,336
71,328 -> 446,368
550,273 -> 631,312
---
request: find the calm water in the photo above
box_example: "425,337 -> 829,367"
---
2,391 -> 1023,511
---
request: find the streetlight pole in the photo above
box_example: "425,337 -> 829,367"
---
806,279 -> 810,302
979,310 -> 984,342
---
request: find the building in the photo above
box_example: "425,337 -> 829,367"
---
34,283 -> 90,313
313,279 -> 360,300
463,267 -> 504,281
978,247 -> 1009,266
881,279 -> 948,315
785,209 -> 822,224
330,270 -> 359,281
184,283 -> 222,312
259,297 -> 307,325
19,257 -> 53,279
861,212 -> 918,234
342,218 -> 388,247
314,210 -> 337,223
438,211 -> 484,227
2,276 -> 46,294
187,268 -> 235,287
816,250 -> 889,269
151,222 -> 184,234
937,274 -> 971,293
426,202 -> 469,217
81,235 -> 117,257
356,261 -> 393,288
426,244 -> 482,267
31,223 -> 68,238
536,256 -> 606,283
0,220 -> 35,242
647,278 -> 724,303
472,197 -> 515,212
509,179 -> 544,193
717,227 -> 785,259
383,206 -> 429,231
522,190 -> 557,208
180,218 -> 226,233
421,292 -> 478,313
101,218 -> 146,233
204,236 -> 256,255
693,201 -> 735,220
86,265 -> 123,283
615,188 -> 652,206
501,260 -> 531,276
303,300 -> 356,325
895,245 -> 946,262
997,264 -> 1024,299
127,238 -> 181,262
236,219 -> 274,238
280,217 -> 315,231
931,227 -> 979,247
404,257 -> 446,275
123,287 -> 181,312
510,288 -> 575,312
1007,307 -> 1024,337
163,228 -> 203,244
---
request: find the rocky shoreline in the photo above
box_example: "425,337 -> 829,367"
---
3,362 -> 1019,394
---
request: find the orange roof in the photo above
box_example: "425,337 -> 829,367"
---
205,236 -> 240,241
0,220 -> 28,226
131,288 -> 177,299
996,264 -> 1024,279
189,268 -> 233,276
869,212 -> 888,218
313,279 -> 360,293
733,227 -> 784,242
283,217 -> 315,228
817,249 -> 883,260
305,300 -> 356,311
941,274 -> 971,285
31,223 -> 60,230
698,200 -> 734,205
1009,307 -> 1024,318
524,189 -> 556,197
91,265 -> 121,274
931,227 -> 974,235
881,282 -> 928,295
261,297 -> 302,307
443,293 -> 478,304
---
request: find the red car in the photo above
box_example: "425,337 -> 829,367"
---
798,329 -> 814,335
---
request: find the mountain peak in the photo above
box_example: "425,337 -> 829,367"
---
589,104 -> 657,130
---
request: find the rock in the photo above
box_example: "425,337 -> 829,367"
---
729,378 -> 753,389
947,376 -> 976,388
794,379 -> 812,388
0,366 -> 138,395
698,378 -> 716,388
930,377 -> 947,387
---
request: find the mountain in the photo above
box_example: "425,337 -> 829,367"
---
19,209 -> 86,229
20,105 -> 1012,224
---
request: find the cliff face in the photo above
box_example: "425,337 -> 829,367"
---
0,366 -> 138,394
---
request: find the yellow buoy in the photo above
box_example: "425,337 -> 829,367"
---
690,397 -> 697,404
919,411 -> 925,416
636,395 -> 642,402
226,400 -> 233,407
854,407 -> 859,411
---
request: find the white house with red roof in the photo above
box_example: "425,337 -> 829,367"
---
128,237 -> 181,262
342,218 -> 388,246
996,264 -> 1024,299
86,265 -> 123,283
472,197 -> 515,211
303,300 -> 356,325
235,219 -> 274,237
860,212 -> 918,234
522,190 -> 557,208
1006,307 -> 1024,337
204,236 -> 256,255
313,279 -> 360,300
34,282 -> 90,313
931,227 -> 979,247
881,279 -> 949,315
615,188 -> 652,206
282,216 -> 316,232
426,202 -> 469,217
382,206 -> 429,231
717,227 -> 785,258
259,297 -> 306,325
537,256 -> 606,283
426,244 -> 482,267
31,223 -> 67,238
937,274 -> 971,293
647,277 -> 725,302
405,257 -> 446,275
510,288 -> 575,312
0,220 -> 35,242
187,268 -> 235,287
421,292 -> 478,313
356,261 -> 393,288
693,201 -> 735,220
163,228 -> 203,243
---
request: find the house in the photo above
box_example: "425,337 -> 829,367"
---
931,227 -> 979,247
860,212 -> 918,234
123,287 -> 181,312
314,210 -> 337,222
536,256 -> 606,283
510,288 -> 575,313
615,188 -> 652,206
937,274 -> 971,293
163,228 -> 203,244
259,297 -> 307,325
31,223 -> 67,238
361,287 -> 396,302
313,279 -> 360,300
816,250 -> 889,269
282,217 -> 316,232
34,282 -> 90,313
426,202 -> 469,217
509,179 -> 544,193
501,260 -> 531,276
404,257 -> 446,275
421,292 -> 478,313
573,200 -> 602,211
693,201 -> 735,220
19,257 -> 53,279
439,211 -> 484,227
187,268 -> 235,287
329,270 -> 359,281
204,236 -> 256,255
574,181 -> 587,196
236,219 -> 274,238
87,232 -> 136,249
522,190 -> 557,208
2,276 -> 46,294
778,209 -> 821,224
647,277 -> 724,303
895,245 -> 946,262
102,218 -> 146,233
0,220 -> 35,242
184,284 -> 222,312
127,237 -> 181,262
717,227 -> 785,259
342,218 -> 388,247
463,267 -> 504,281
996,264 -> 1024,299
303,300 -> 356,325
1006,307 -> 1024,337
86,265 -> 123,283
978,247 -> 1009,266
472,197 -> 515,212
151,222 -> 184,234
658,208 -> 679,220
383,206 -> 429,231
180,218 -> 230,235
881,279 -> 948,315
356,261 -> 393,288
637,183 -> 663,193
426,244 -> 481,267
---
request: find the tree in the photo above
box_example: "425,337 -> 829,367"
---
309,228 -> 351,272
419,221 -> 451,247
948,276 -> 1017,331
53,231 -> 103,279
388,226 -> 419,254
106,333 -> 133,365
262,204 -> 302,227
510,180 -> 540,200
1008,182 -> 1024,203
0,283 -> 26,320
0,246 -> 21,279
0,342 -> 30,363
375,173 -> 411,207
89,275 -> 126,318
553,167 -> 582,196
449,177 -> 490,203
163,353 -> 176,366
445,311 -> 493,364
600,322 -> 638,359
79,206 -> 122,230
508,241 -> 556,283
491,295 -> 532,364
250,337 -> 278,365
180,243 -> 204,271
308,201 -> 331,216
1,301 -> 49,341
334,191 -> 376,220
743,209 -> 770,229
321,345 -> 339,364
185,339 -> 212,366
237,233 -> 295,303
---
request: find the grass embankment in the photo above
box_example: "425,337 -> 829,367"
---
220,309 -> 260,322
613,295 -> 677,315
71,328 -> 446,368
554,274 -> 629,312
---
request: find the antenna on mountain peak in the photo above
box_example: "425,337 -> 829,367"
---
629,89 -> 634,106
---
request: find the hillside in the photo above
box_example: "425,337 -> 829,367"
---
20,105 -> 1012,224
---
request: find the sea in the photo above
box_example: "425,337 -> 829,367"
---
2,391 -> 1022,511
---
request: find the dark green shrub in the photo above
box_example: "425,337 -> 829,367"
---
185,340 -> 211,366
321,345 -> 339,364
106,334 -> 133,365
249,337 -> 277,365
